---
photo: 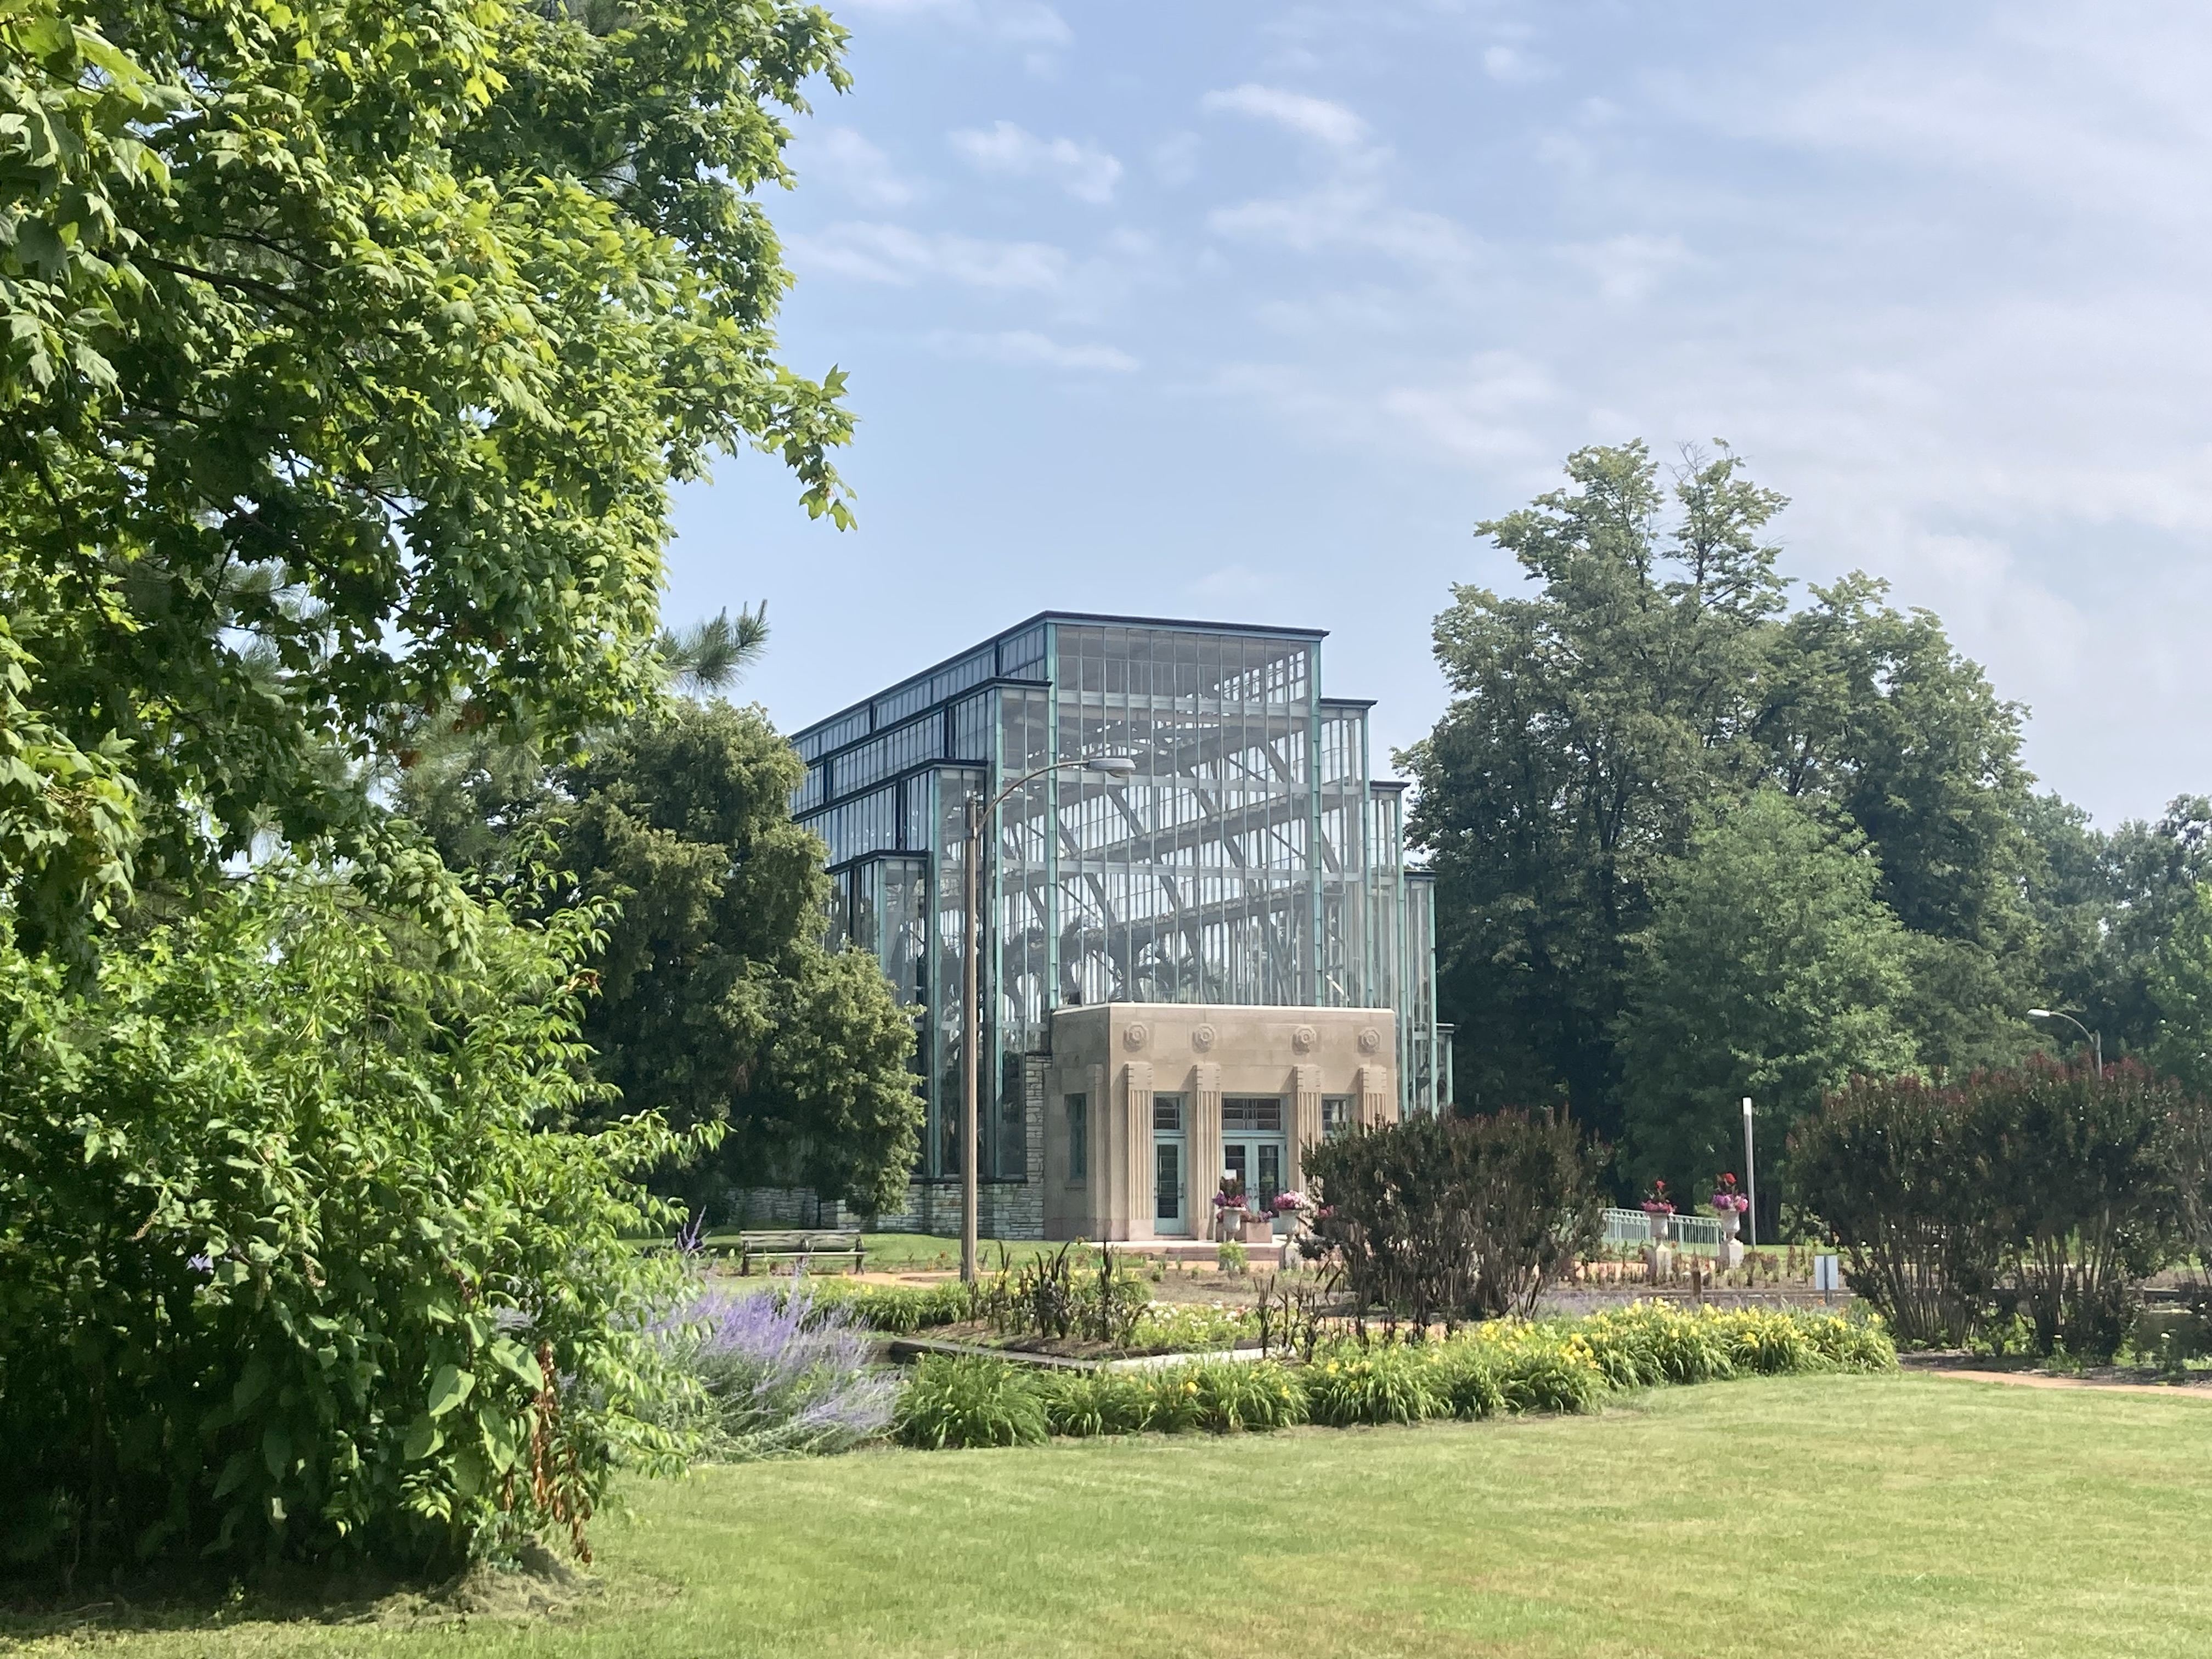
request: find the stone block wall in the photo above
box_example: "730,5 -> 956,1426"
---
737,1066 -> 1047,1240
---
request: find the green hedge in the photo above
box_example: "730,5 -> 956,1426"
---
894,1304 -> 1894,1450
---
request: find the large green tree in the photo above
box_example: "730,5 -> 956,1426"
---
1,0 -> 852,961
2149,880 -> 2212,1096
1768,577 -> 2039,1071
1406,442 -> 2041,1148
1401,443 -> 1788,1133
1615,788 -> 1917,1200
405,697 -> 922,1216
2024,794 -> 2212,1069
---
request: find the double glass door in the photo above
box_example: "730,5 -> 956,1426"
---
1221,1097 -> 1287,1215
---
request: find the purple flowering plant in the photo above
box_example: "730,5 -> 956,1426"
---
662,1278 -> 896,1459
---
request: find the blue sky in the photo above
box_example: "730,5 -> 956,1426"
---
665,0 -> 2212,828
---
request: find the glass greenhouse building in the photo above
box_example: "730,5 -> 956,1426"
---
787,613 -> 1449,1234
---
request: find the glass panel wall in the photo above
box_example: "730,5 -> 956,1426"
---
1317,702 -> 1371,1009
791,612 -> 1454,1199
1044,623 -> 1319,1009
933,766 -> 981,1176
1406,873 -> 1440,1116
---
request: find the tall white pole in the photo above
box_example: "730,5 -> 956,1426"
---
1742,1096 -> 1757,1251
960,797 -> 981,1284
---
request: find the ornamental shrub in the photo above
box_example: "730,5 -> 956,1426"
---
1789,1074 -> 2002,1347
0,878 -> 707,1576
1796,1062 -> 2183,1357
1965,1059 -> 2181,1359
892,1356 -> 1046,1449
1301,1110 -> 1603,1328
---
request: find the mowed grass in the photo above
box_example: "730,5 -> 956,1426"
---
17,1375 -> 2212,1658
696,1232 -> 1062,1274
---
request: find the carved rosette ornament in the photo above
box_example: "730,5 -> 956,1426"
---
1291,1024 -> 1316,1054
1192,1023 -> 1217,1053
1357,1026 -> 1383,1054
1122,1022 -> 1150,1052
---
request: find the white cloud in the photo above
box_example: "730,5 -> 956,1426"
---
931,330 -> 1139,371
802,127 -> 923,210
1208,179 -> 1481,277
711,2 -> 2212,826
1379,352 -> 1564,468
1201,83 -> 1369,148
785,223 -> 1068,290
950,121 -> 1122,204
1482,44 -> 1551,83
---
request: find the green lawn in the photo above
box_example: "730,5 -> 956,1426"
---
692,1231 -> 1065,1274
16,1375 -> 2212,1657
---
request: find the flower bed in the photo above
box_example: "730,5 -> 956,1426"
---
892,1302 -> 1895,1449
777,1272 -> 1260,1357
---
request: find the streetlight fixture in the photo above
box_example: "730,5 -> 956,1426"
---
960,753 -> 1138,1282
2028,1008 -> 2103,1079
1741,1097 -> 1757,1251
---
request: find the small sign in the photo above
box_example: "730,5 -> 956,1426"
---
1813,1254 -> 1842,1293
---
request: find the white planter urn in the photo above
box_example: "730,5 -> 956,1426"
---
1716,1208 -> 1746,1270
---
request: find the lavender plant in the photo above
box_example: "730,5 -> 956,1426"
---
669,1284 -> 898,1459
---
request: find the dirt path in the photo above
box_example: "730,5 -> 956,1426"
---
1922,1368 -> 2212,1399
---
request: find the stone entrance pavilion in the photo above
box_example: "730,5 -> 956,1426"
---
1042,1002 -> 1400,1242
780,612 -> 1452,1239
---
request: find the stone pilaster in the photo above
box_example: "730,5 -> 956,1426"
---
1120,1060 -> 1155,1239
1291,1062 -> 1323,1189
1189,1061 -> 1223,1238
1358,1064 -> 1392,1128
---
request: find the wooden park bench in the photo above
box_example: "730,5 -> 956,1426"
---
733,1229 -> 866,1276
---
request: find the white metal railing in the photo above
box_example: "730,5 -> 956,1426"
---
1601,1207 -> 1723,1250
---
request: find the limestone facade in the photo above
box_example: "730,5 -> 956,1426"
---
1039,1002 -> 1397,1241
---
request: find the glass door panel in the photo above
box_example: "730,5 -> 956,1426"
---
1154,1142 -> 1184,1233
1153,1093 -> 1187,1235
1221,1096 -> 1287,1228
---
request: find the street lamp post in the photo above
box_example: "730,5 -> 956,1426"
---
961,754 -> 1137,1283
1742,1096 -> 1757,1251
2028,1008 -> 2103,1079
